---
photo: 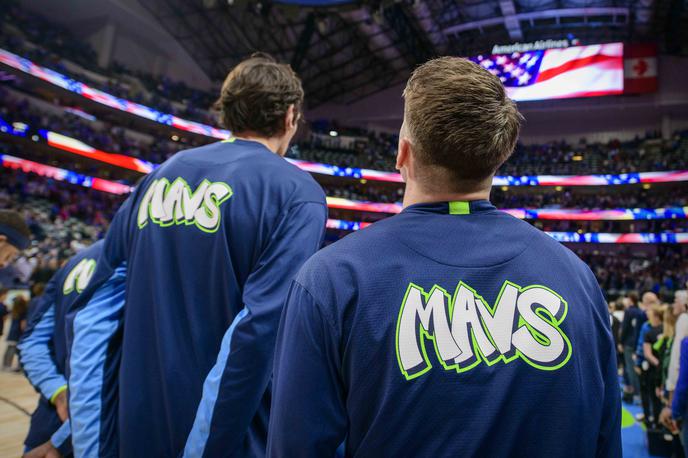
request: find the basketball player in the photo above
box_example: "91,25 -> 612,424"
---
67,54 -> 327,457
268,57 -> 621,457
20,240 -> 113,458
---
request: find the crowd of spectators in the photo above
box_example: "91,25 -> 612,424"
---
609,288 -> 688,455
295,130 -> 688,176
0,168 -> 120,289
0,0 -> 217,125
3,57 -> 688,180
579,247 -> 688,297
1,169 -> 686,299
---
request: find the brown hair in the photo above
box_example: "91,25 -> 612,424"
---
11,296 -> 27,320
214,53 -> 304,138
664,304 -> 677,338
402,57 -> 523,188
628,292 -> 639,306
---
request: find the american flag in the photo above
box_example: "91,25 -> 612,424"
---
471,51 -> 544,88
470,43 -> 624,102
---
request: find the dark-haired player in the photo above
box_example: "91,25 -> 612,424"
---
268,57 -> 621,457
68,54 -> 327,457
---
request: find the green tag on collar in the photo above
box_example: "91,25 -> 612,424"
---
449,201 -> 470,215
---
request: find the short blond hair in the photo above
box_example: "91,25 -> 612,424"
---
402,57 -> 523,187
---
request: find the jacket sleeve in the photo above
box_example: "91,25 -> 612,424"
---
68,265 -> 127,458
182,201 -> 327,458
267,281 -> 347,457
672,338 -> 688,419
51,419 -> 72,456
17,275 -> 66,402
67,195 -> 135,458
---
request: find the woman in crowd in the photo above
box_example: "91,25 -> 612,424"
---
641,303 -> 665,426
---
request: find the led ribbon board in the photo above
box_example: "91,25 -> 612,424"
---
3,154 -> 685,244
0,48 -> 229,140
0,153 -> 132,195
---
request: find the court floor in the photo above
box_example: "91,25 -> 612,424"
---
0,338 -> 36,458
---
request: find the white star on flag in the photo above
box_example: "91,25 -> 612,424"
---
496,55 -> 507,65
518,73 -> 531,84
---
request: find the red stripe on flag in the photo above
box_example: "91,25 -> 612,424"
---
545,89 -> 624,99
535,54 -> 620,84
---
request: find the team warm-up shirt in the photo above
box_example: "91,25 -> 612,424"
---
269,200 -> 621,457
68,138 -> 327,458
19,240 -> 105,455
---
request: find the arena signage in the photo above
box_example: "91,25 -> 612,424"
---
491,38 -> 577,54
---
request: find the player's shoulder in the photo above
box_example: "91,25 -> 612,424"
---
169,140 -> 324,204
295,216 -> 401,287
505,213 -> 598,283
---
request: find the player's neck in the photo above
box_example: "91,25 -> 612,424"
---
232,132 -> 284,156
402,181 -> 491,209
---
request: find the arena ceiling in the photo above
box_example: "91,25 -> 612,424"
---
143,0 -> 687,107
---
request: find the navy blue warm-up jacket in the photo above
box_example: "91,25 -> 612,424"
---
68,138 -> 327,457
19,240 -> 106,455
268,200 -> 621,458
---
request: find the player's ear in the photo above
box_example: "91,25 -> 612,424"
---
396,137 -> 411,172
285,105 -> 297,132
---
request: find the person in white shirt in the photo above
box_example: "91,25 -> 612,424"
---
660,290 -> 688,429
667,291 -> 688,393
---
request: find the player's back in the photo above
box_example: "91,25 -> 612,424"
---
118,139 -> 324,455
22,240 -> 103,378
287,200 -> 619,457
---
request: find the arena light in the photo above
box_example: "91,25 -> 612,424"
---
325,218 -> 688,244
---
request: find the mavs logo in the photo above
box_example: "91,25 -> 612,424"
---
395,281 -> 572,380
63,258 -> 97,295
137,178 -> 233,233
